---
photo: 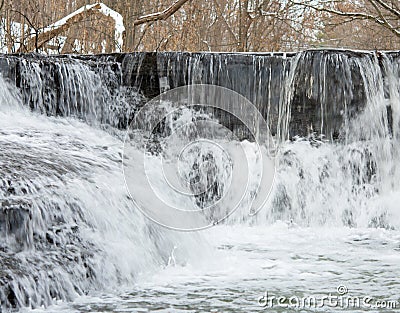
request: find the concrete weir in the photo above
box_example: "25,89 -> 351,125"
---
1,50 -> 398,140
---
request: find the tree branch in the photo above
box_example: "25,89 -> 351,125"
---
292,1 -> 400,37
133,0 -> 192,26
371,0 -> 400,19
11,9 -> 40,52
213,0 -> 238,43
366,0 -> 399,35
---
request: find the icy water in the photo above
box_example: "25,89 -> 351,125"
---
22,225 -> 400,312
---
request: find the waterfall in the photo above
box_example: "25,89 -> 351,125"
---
0,50 -> 400,310
150,51 -> 400,228
0,63 -> 206,310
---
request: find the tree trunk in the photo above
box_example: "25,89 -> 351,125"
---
238,0 -> 252,52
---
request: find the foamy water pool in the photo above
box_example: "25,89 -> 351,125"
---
23,224 -> 400,313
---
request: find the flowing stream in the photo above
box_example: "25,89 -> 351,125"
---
0,51 -> 400,312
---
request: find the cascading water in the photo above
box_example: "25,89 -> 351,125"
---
260,52 -> 400,229
153,51 -> 400,229
0,62 -> 206,310
1,50 -> 400,312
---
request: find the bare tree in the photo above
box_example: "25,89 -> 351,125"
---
1,0 -> 398,54
293,0 -> 400,39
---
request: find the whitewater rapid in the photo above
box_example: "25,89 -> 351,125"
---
1,50 -> 400,312
0,76 -> 208,309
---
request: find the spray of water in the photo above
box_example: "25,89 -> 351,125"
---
1,50 -> 400,310
0,72 -> 206,309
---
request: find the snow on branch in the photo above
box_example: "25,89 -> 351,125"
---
19,3 -> 125,53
